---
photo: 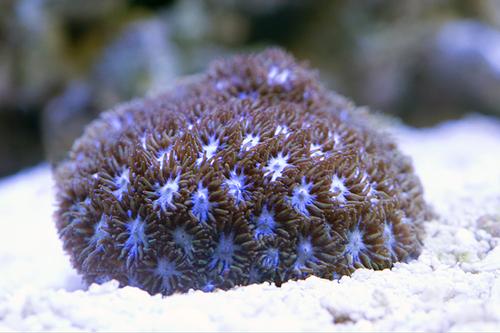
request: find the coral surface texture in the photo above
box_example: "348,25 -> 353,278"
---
54,49 -> 430,295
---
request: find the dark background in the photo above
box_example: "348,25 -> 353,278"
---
1,0 -> 500,178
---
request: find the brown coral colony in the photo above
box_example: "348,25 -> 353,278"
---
54,48 -> 429,295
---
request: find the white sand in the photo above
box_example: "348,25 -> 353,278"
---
0,115 -> 499,332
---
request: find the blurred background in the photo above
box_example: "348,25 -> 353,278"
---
1,0 -> 500,178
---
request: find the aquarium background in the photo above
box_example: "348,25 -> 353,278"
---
1,0 -> 500,177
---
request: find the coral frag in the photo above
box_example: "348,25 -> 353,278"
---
54,48 -> 430,295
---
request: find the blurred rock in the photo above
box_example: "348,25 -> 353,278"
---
46,0 -> 126,21
92,18 -> 180,106
0,112 -> 43,179
422,20 -> 500,118
0,0 -> 67,176
284,0 -> 500,125
0,0 -> 136,111
1,0 -> 68,109
42,82 -> 97,164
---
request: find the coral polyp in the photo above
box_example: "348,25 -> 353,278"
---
54,48 -> 430,296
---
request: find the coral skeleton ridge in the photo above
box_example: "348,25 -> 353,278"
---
54,48 -> 430,296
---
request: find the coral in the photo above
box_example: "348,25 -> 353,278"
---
54,48 -> 430,296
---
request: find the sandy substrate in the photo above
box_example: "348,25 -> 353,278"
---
0,115 -> 499,332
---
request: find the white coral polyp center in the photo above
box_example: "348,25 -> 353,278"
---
290,178 -> 316,216
89,214 -> 109,246
197,136 -> 219,165
261,248 -> 280,269
113,168 -> 130,201
264,152 -> 291,181
330,174 -> 349,204
155,258 -> 179,279
173,227 -> 194,257
241,133 -> 260,151
383,222 -> 396,256
345,228 -> 365,264
123,216 -> 148,262
268,66 -> 291,85
294,236 -> 315,270
191,183 -> 212,223
274,125 -> 290,137
224,171 -> 247,204
209,233 -> 239,273
254,206 -> 276,239
154,175 -> 180,212
154,257 -> 180,293
310,143 -> 325,158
